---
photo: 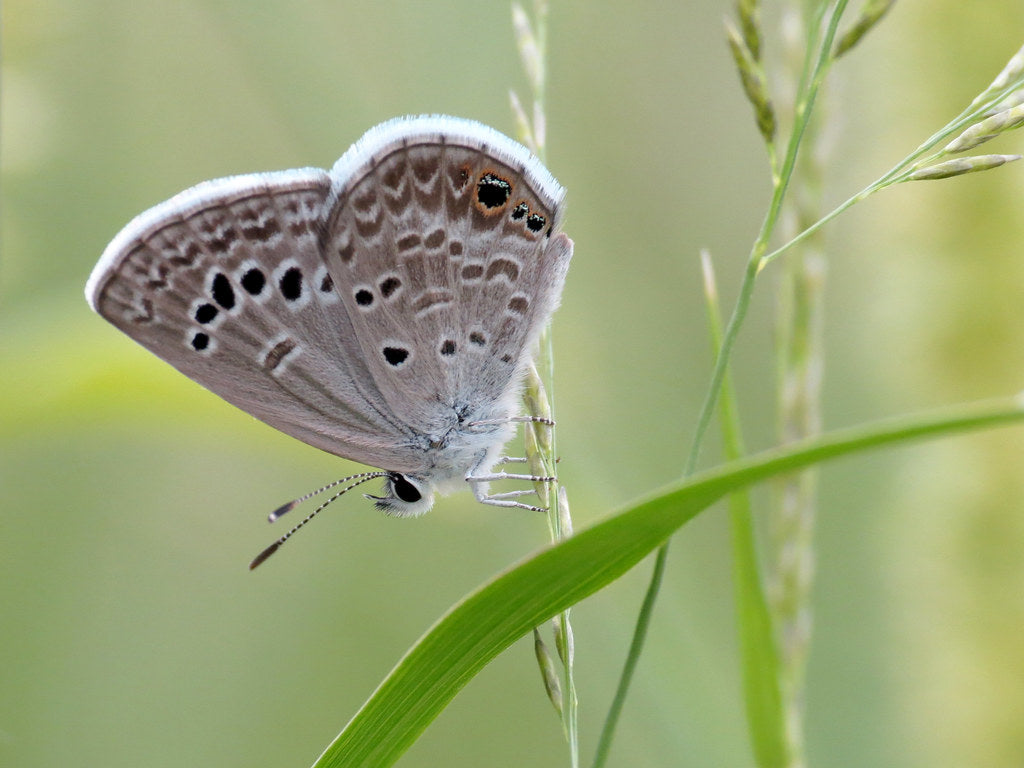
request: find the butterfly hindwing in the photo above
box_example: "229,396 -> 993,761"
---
321,121 -> 572,434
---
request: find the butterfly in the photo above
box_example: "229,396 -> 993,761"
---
86,115 -> 573,566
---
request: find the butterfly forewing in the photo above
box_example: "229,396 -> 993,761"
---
87,171 -> 426,472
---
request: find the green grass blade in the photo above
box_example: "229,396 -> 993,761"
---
313,397 -> 1024,768
701,251 -> 787,767
730,491 -> 787,768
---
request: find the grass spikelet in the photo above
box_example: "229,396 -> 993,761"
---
533,628 -> 564,715
509,89 -> 538,154
523,362 -> 554,507
556,485 -> 572,538
985,43 -> 1024,95
984,89 -> 1024,117
969,43 -> 1024,109
834,0 -> 895,59
726,18 -> 776,143
511,3 -> 543,94
736,0 -> 762,62
522,363 -> 552,438
553,607 -> 574,667
943,104 -> 1024,153
908,154 -> 1021,180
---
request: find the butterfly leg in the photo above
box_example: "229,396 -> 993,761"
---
468,415 -> 555,427
466,450 -> 555,512
485,489 -> 543,500
494,455 -> 528,465
467,478 -> 548,512
470,470 -> 556,483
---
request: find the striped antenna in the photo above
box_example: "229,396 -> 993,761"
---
249,472 -> 388,570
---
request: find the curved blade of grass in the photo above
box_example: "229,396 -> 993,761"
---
314,397 -> 1024,768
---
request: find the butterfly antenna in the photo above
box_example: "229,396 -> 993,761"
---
267,472 -> 389,521
249,472 -> 387,570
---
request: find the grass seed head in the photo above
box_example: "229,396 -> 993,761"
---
512,3 -> 543,94
736,0 -> 762,62
726,18 -> 776,143
834,0 -> 896,59
944,104 -> 1024,153
533,628 -> 564,715
988,43 -> 1024,93
908,154 -> 1021,180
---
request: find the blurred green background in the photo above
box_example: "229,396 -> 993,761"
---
3,2 -> 1024,766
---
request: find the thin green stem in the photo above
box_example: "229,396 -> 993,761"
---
512,1 -> 579,764
760,189 -> 863,266
689,0 -> 848,470
685,258 -> 761,474
591,545 -> 669,768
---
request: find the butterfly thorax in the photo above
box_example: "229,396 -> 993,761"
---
369,400 -> 515,517
409,395 -> 519,494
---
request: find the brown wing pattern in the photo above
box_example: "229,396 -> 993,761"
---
322,137 -> 572,433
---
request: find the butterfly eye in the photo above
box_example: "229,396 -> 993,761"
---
390,473 -> 422,504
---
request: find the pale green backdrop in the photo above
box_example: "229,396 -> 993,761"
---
3,2 -> 1024,767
